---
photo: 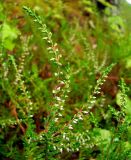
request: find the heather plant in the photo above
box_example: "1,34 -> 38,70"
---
0,2 -> 131,160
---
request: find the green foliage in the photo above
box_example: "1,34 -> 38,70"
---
98,0 -> 113,8
1,23 -> 20,50
0,1 -> 131,160
82,0 -> 96,14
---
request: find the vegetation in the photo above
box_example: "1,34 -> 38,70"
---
0,0 -> 131,159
